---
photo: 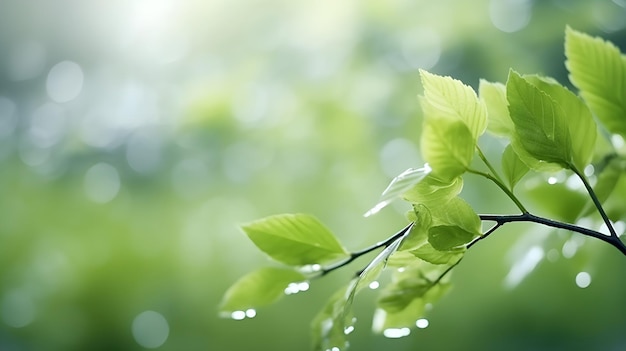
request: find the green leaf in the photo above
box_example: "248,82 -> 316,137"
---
501,144 -> 529,189
373,263 -> 453,332
479,79 -> 515,137
219,267 -> 306,315
242,214 -> 349,266
420,70 -> 488,139
524,74 -> 597,170
428,225 -> 475,251
364,165 -> 432,217
373,282 -> 451,332
311,285 -> 353,351
410,243 -> 465,265
421,120 -> 475,181
506,70 -> 572,167
429,196 -> 481,235
565,27 -> 626,137
403,175 -> 464,207
510,132 -> 564,172
312,236 -> 405,351
399,205 -> 432,251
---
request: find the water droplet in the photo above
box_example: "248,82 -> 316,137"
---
368,281 -> 380,290
383,327 -> 411,338
575,272 -> 591,288
284,281 -> 310,295
300,264 -> 321,273
231,311 -> 246,320
344,325 -> 355,335
547,176 -> 558,185
416,318 -> 429,329
132,310 -> 169,348
245,309 -> 256,318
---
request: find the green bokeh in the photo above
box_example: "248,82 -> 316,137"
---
1,1 -> 625,350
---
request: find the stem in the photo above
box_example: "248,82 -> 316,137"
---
571,165 -> 618,238
318,222 -> 414,277
477,146 -> 506,185
476,213 -> 626,255
467,168 -> 528,214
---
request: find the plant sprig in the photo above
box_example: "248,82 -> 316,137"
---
220,27 -> 626,351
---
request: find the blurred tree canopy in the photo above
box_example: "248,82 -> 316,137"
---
0,1 -> 625,350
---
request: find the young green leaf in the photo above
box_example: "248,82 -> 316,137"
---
501,144 -> 529,189
373,262 -> 453,332
242,214 -> 349,266
429,196 -> 482,235
506,70 -> 572,167
421,119 -> 475,181
364,164 -> 432,217
311,285 -> 353,351
403,175 -> 464,207
565,27 -> 626,137
510,132 -> 564,172
398,204 -> 432,251
373,282 -> 451,333
410,243 -> 465,265
479,79 -> 515,137
219,267 -> 306,315
312,235 -> 405,351
420,69 -> 488,139
524,74 -> 597,170
428,225 -> 475,251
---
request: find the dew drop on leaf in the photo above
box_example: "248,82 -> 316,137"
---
245,309 -> 256,318
231,311 -> 246,320
368,281 -> 380,290
416,318 -> 429,329
575,271 -> 591,288
383,327 -> 411,338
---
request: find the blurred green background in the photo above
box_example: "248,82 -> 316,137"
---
1,0 -> 626,350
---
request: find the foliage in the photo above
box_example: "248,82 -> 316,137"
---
221,28 -> 626,351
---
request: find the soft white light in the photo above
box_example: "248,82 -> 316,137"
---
245,309 -> 256,318
231,311 -> 246,320
132,310 -> 169,348
46,61 -> 84,103
416,318 -> 429,329
368,281 -> 380,290
383,327 -> 411,338
489,0 -> 532,33
84,163 -> 121,203
575,272 -> 591,288
504,246 -> 544,288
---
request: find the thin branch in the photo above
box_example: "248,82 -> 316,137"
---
476,146 -> 506,185
571,165 -> 618,238
466,221 -> 503,249
318,222 -> 414,277
477,213 -> 626,255
467,168 -> 528,214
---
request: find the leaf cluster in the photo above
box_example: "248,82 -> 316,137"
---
220,28 -> 626,351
